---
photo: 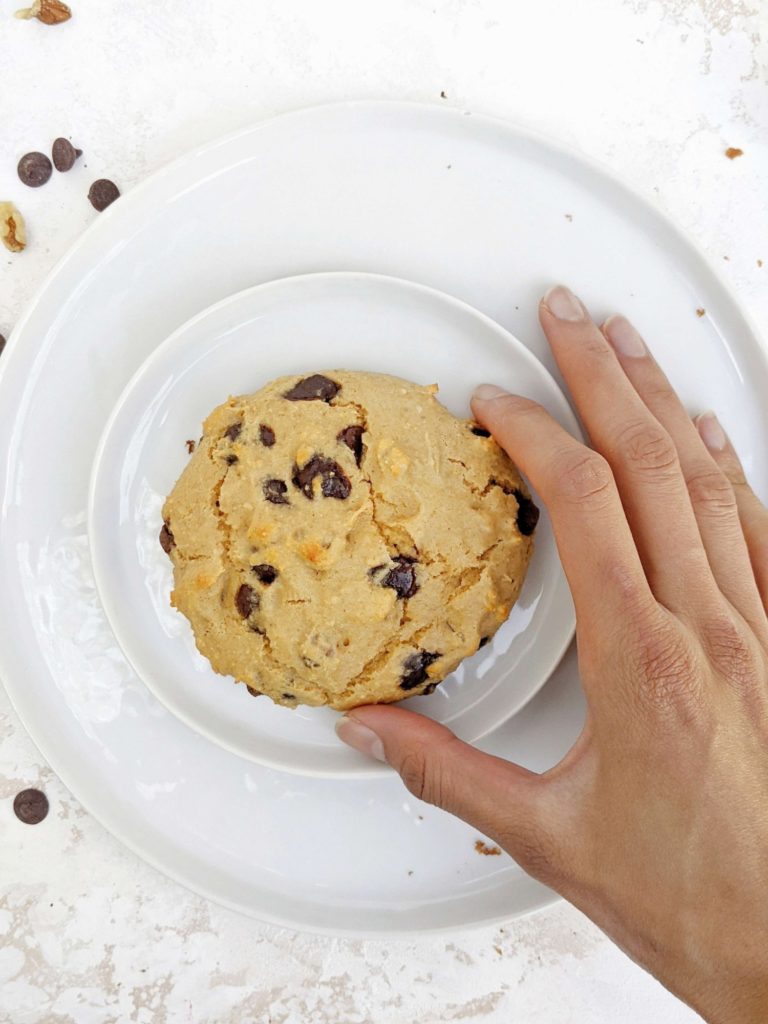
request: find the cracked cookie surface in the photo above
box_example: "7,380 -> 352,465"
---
161,371 -> 537,710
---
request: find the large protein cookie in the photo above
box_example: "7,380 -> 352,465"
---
160,371 -> 538,710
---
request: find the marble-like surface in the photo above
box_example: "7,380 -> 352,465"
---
1,0 -> 765,1020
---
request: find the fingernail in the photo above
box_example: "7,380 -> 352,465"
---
472,383 -> 508,402
697,411 -> 727,451
603,315 -> 646,358
543,285 -> 586,322
335,715 -> 387,762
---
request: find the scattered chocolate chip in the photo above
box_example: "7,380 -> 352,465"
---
185,439 -> 195,454
422,681 -> 439,695
292,456 -> 351,500
380,556 -> 419,599
88,178 -> 120,212
224,422 -> 242,441
246,685 -> 262,697
52,137 -> 82,172
17,152 -> 53,188
400,650 -> 441,691
283,374 -> 340,402
513,489 -> 539,536
337,425 -> 365,466
252,564 -> 278,584
0,334 -> 6,357
225,454 -> 239,465
263,478 -> 289,504
13,788 -> 49,825
259,424 -> 276,447
159,521 -> 175,554
478,636 -> 490,649
235,584 -> 260,618
470,425 -> 491,437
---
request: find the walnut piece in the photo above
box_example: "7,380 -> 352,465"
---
15,0 -> 72,24
0,203 -> 26,253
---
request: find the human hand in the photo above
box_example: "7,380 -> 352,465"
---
336,286 -> 768,1023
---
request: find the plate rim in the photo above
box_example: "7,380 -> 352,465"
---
1,100 -> 765,934
86,268 -> 579,778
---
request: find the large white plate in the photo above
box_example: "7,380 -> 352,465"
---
89,272 -> 578,777
1,102 -> 766,935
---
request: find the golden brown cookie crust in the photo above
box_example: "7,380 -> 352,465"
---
161,371 -> 537,710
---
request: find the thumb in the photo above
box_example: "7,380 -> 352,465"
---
336,705 -> 554,877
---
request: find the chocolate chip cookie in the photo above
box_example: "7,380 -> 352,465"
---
161,371 -> 538,710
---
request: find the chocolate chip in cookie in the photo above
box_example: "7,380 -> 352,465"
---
159,521 -> 175,554
470,425 -> 491,437
246,685 -> 263,697
399,650 -> 441,690
225,454 -> 239,466
292,456 -> 351,500
252,563 -> 278,584
337,425 -> 365,466
284,374 -> 340,403
224,422 -> 242,442
263,478 -> 289,504
235,584 -> 260,618
259,424 -> 276,447
380,556 -> 419,599
513,489 -> 539,536
478,635 -> 490,649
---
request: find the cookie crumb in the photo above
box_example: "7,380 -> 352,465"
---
723,255 -> 730,261
564,213 -> 573,222
493,945 -> 503,956
407,869 -> 414,876
695,308 -> 706,318
474,839 -> 502,856
185,439 -> 196,454
440,90 -> 447,99
757,259 -> 763,268
724,147 -> 743,160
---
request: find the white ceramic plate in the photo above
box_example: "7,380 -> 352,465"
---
89,272 -> 578,777
1,102 -> 766,934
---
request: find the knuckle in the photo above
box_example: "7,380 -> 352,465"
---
554,450 -> 615,507
685,466 -> 738,519
630,622 -> 704,717
701,613 -> 757,688
614,420 -> 679,475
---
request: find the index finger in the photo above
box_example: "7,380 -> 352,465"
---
472,387 -> 654,629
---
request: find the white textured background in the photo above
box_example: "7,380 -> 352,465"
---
1,1 -> 766,1021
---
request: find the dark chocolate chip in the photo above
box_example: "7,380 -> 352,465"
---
381,556 -> 419,599
422,682 -> 439,695
235,584 -> 260,618
159,521 -> 175,554
88,178 -> 120,211
337,425 -> 365,466
0,334 -> 6,357
259,424 -> 276,447
185,439 -> 196,454
252,564 -> 278,585
292,456 -> 351,500
368,564 -> 386,578
513,488 -> 540,536
225,454 -> 239,465
18,152 -> 53,188
223,422 -> 242,441
52,137 -> 82,172
478,636 -> 490,649
283,374 -> 340,402
471,425 -> 491,437
13,788 -> 49,825
400,650 -> 441,691
263,478 -> 289,504
246,685 -> 262,697
281,692 -> 297,701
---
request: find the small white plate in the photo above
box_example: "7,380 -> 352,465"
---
88,272 -> 578,776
